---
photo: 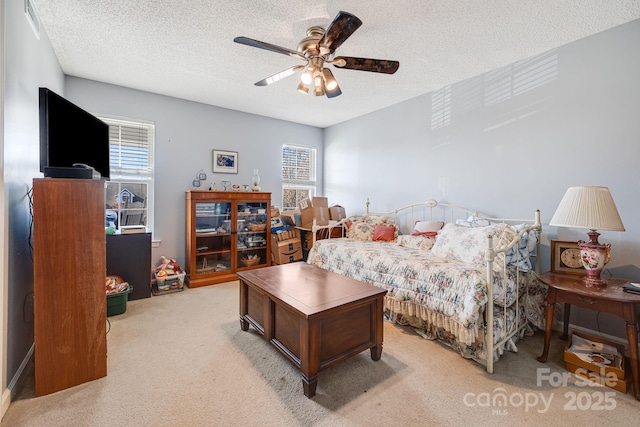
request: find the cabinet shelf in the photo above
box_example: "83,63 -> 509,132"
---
196,249 -> 231,256
237,246 -> 267,252
196,231 -> 230,237
186,190 -> 271,287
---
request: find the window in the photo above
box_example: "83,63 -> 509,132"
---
98,116 -> 155,234
281,144 -> 316,211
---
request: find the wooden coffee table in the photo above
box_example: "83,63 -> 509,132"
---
238,262 -> 387,398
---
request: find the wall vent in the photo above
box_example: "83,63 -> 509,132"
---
25,0 -> 41,39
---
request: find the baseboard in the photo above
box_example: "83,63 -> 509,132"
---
1,343 -> 34,420
1,387 -> 10,421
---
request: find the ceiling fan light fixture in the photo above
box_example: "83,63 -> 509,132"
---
313,74 -> 324,96
297,81 -> 309,94
301,66 -> 314,84
321,68 -> 338,91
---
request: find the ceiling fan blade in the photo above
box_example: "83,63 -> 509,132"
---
254,65 -> 304,86
234,36 -> 306,61
321,11 -> 362,54
333,56 -> 399,74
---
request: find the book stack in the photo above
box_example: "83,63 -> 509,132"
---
623,282 -> 640,295
120,225 -> 146,234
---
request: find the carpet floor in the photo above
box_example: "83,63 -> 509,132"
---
2,280 -> 638,426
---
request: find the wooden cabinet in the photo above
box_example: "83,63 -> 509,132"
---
186,190 -> 271,287
33,178 -> 107,396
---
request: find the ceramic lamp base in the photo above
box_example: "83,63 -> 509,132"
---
579,230 -> 611,286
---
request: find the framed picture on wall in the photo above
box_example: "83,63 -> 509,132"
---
550,240 -> 586,275
212,150 -> 238,174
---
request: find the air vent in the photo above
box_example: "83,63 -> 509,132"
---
25,0 -> 41,39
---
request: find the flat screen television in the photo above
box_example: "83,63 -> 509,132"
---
39,87 -> 110,179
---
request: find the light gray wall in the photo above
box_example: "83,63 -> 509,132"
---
3,0 -> 64,388
324,19 -> 640,338
64,78 -> 324,266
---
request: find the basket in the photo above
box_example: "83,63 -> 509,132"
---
106,284 -> 133,317
241,257 -> 261,267
248,223 -> 266,232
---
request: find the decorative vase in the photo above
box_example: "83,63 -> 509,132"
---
252,169 -> 261,191
579,231 -> 611,285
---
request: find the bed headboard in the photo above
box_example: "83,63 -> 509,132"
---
364,197 -> 542,272
365,198 -> 488,232
311,197 -> 542,273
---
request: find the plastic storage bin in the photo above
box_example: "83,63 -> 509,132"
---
153,271 -> 186,295
107,284 -> 133,317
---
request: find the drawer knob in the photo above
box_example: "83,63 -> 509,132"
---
578,296 -> 597,305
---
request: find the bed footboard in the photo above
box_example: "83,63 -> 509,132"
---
485,209 -> 541,373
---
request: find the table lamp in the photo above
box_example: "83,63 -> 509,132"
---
549,186 -> 625,285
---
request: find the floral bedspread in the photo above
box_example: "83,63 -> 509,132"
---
306,238 -> 547,361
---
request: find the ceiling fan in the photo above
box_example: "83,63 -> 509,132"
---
233,11 -> 399,98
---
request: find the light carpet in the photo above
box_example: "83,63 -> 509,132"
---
2,280 -> 638,426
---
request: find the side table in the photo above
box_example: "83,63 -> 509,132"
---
536,272 -> 640,400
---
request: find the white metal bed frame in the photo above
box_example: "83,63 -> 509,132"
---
309,198 -> 542,374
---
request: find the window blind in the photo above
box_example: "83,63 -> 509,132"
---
101,117 -> 154,180
282,144 -> 316,211
282,144 -> 316,185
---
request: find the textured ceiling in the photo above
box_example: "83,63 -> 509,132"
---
32,1 -> 640,128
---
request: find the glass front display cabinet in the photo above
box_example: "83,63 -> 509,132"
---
186,191 -> 271,287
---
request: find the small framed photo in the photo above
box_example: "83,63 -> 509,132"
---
550,240 -> 586,275
212,150 -> 238,174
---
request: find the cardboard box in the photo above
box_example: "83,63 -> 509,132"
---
297,197 -> 331,229
271,236 -> 302,265
564,331 -> 631,393
298,197 -> 328,209
311,197 -> 329,208
329,205 -> 346,221
300,206 -> 330,229
280,210 -> 300,227
273,228 -> 299,241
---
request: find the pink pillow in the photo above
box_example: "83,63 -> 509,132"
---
373,225 -> 396,242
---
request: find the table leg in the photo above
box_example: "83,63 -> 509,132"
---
300,318 -> 320,398
302,375 -> 318,398
560,303 -> 571,340
370,345 -> 383,361
623,303 -> 640,401
239,280 -> 249,331
370,296 -> 384,361
537,288 -> 557,363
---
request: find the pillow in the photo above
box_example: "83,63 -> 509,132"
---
346,215 -> 395,241
455,215 -> 491,228
454,216 -> 538,271
506,224 -> 538,271
373,225 -> 396,242
411,220 -> 444,238
430,222 -> 516,270
397,235 -> 437,250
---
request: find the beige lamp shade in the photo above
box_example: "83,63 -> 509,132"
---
549,186 -> 625,231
